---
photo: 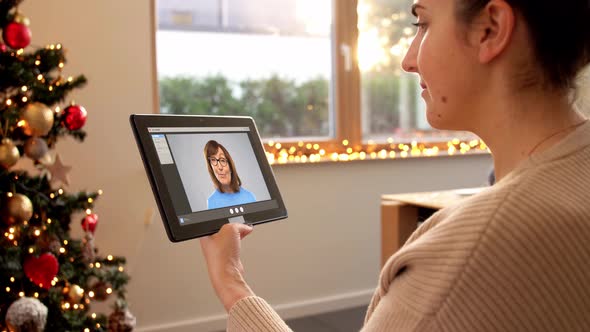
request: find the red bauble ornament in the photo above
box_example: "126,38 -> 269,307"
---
23,253 -> 59,289
63,105 -> 87,130
81,213 -> 98,234
0,42 -> 6,52
2,21 -> 31,49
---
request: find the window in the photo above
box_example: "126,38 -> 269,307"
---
154,0 -> 483,162
156,0 -> 332,139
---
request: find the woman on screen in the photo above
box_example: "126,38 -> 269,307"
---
204,140 -> 256,209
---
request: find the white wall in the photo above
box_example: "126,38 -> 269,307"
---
20,1 -> 588,331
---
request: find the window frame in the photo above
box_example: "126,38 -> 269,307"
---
150,0 -> 489,160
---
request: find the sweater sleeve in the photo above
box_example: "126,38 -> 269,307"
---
227,296 -> 292,332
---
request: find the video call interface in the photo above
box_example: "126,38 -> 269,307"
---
148,126 -> 276,226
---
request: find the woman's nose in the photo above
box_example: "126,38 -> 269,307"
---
401,38 -> 419,73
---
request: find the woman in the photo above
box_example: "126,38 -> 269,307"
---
204,140 -> 256,209
200,0 -> 590,331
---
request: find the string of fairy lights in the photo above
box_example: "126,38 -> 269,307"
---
1,43 -> 77,110
2,186 -> 122,331
264,137 -> 490,165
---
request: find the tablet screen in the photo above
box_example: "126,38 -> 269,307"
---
149,126 -> 276,226
131,115 -> 287,242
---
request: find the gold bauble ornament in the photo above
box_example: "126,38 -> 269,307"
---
1,193 -> 33,225
24,137 -> 49,160
22,102 -> 54,136
0,138 -> 20,168
67,284 -> 85,304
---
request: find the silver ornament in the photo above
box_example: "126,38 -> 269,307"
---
108,307 -> 136,332
24,137 -> 49,160
5,297 -> 48,332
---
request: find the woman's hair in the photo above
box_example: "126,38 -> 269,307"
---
204,140 -> 242,193
455,0 -> 590,91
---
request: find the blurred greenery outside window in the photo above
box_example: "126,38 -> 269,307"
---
155,0 -> 477,153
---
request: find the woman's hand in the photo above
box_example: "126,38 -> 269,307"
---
200,223 -> 255,312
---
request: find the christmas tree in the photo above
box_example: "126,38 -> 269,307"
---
0,1 -> 135,331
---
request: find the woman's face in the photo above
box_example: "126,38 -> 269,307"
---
402,0 -> 483,130
210,148 -> 231,187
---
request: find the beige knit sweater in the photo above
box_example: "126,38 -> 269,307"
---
227,121 -> 590,332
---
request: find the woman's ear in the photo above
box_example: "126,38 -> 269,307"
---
476,0 -> 515,63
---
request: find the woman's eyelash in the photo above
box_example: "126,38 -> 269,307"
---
412,22 -> 428,32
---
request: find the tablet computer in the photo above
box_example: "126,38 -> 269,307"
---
130,114 -> 287,242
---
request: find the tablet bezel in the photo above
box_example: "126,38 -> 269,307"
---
130,114 -> 287,242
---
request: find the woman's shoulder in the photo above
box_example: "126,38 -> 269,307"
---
208,189 -> 222,199
238,187 -> 254,195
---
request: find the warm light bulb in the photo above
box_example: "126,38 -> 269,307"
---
106,288 -> 112,294
107,255 -> 113,261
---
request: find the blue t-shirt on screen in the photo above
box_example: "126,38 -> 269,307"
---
207,187 -> 256,209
